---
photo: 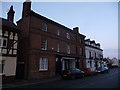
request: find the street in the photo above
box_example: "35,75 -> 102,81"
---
13,68 -> 119,88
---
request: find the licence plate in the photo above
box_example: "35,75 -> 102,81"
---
63,75 -> 67,77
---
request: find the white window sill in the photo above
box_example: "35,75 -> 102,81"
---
39,70 -> 48,71
0,73 -> 5,76
41,49 -> 47,50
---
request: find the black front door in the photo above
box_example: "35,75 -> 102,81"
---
15,62 -> 25,79
56,58 -> 62,75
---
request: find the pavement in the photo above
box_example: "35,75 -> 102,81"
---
2,76 -> 61,88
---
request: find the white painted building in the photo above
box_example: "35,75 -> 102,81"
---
85,39 -> 103,70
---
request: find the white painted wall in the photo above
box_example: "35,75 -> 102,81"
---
0,56 -> 17,76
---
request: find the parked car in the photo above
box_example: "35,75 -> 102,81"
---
82,68 -> 97,76
97,67 -> 109,73
61,68 -> 85,80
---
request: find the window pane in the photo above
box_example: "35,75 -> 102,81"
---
39,58 -> 48,71
57,43 -> 60,52
41,59 -> 44,69
67,45 -> 70,54
66,33 -> 70,39
3,39 -> 7,47
41,39 -> 47,50
41,23 -> 47,31
57,29 -> 60,36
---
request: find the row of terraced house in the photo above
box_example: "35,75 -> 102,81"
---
0,1 -> 105,83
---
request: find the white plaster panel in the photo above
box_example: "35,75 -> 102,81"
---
13,50 -> 17,55
2,56 -> 17,76
2,49 -> 7,54
13,42 -> 17,49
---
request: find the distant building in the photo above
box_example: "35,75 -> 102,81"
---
0,6 -> 19,82
85,39 -> 103,70
16,1 -> 86,80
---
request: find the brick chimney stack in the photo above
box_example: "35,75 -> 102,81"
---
22,0 -> 31,18
73,27 -> 79,33
7,5 -> 15,22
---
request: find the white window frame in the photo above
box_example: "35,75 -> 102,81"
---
41,23 -> 47,32
0,37 -> 7,48
39,58 -> 48,71
67,45 -> 70,54
66,33 -> 70,39
41,39 -> 47,50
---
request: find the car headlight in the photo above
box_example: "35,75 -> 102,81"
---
98,71 -> 101,72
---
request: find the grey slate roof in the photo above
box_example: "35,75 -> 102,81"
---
0,17 -> 20,30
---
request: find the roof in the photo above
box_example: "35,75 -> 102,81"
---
96,43 -> 100,46
85,39 -> 90,41
90,40 -> 95,44
85,44 -> 103,51
17,10 -> 86,37
0,17 -> 20,30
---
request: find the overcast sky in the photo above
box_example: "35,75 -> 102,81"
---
0,0 -> 118,59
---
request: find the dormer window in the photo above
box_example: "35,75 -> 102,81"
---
66,33 -> 70,39
41,23 -> 47,32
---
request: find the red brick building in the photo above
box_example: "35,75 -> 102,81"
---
16,1 -> 86,80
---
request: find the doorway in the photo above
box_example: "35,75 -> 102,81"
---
15,62 -> 25,79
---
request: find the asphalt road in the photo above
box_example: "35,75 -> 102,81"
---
16,68 -> 119,88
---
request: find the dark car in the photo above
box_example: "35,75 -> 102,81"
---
82,68 -> 97,76
61,68 -> 85,80
97,67 -> 109,73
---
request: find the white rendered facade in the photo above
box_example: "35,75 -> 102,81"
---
85,39 -> 103,70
